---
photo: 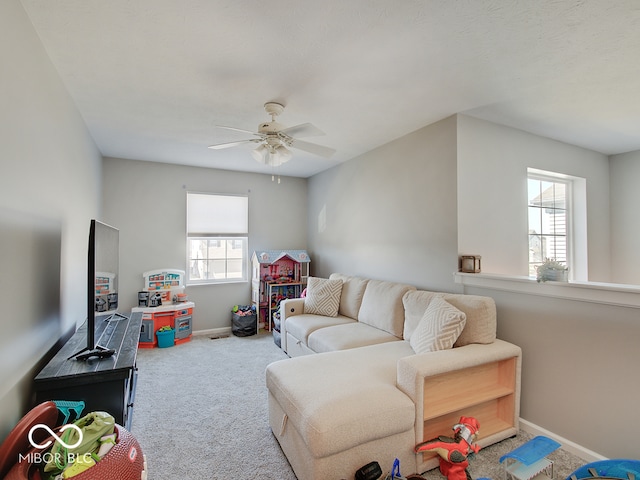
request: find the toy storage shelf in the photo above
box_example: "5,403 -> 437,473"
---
420,357 -> 518,464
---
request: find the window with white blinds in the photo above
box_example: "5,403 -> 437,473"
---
186,193 -> 248,284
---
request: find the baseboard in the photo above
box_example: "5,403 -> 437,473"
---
519,418 -> 608,463
193,327 -> 232,338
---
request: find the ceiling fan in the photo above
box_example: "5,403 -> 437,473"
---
208,102 -> 335,167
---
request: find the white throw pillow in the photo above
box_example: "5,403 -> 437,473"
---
410,296 -> 466,353
304,277 -> 343,317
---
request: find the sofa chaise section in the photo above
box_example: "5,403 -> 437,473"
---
266,341 -> 417,480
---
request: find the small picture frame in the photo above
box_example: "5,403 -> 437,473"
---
459,255 -> 481,273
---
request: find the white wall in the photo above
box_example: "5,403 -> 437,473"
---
0,0 -> 102,437
457,115 -> 611,281
101,157 -> 308,331
609,150 -> 640,284
308,115 -> 460,292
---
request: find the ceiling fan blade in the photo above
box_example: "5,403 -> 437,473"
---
215,125 -> 261,136
279,123 -> 325,138
289,138 -> 336,158
208,139 -> 261,150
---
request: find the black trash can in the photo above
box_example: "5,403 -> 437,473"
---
232,312 -> 257,337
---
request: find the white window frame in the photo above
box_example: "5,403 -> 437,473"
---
527,169 -> 573,276
186,192 -> 248,285
527,168 -> 588,281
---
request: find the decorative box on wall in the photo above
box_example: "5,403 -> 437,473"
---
251,250 -> 310,331
459,255 -> 481,273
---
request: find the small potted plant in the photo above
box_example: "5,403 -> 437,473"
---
536,258 -> 569,283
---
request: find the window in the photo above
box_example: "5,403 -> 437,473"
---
527,169 -> 570,277
186,193 -> 248,284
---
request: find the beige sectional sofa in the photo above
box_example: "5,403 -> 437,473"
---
266,274 -> 522,480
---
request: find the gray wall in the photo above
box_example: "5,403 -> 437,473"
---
0,0 -> 102,437
455,116 -> 640,457
101,157 -> 308,331
609,150 -> 640,285
308,115 -> 460,292
457,115 -> 611,282
307,113 -> 640,459
469,285 -> 639,459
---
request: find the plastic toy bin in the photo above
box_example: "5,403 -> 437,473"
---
156,329 -> 175,348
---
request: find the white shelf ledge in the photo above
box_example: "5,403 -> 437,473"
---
454,272 -> 640,309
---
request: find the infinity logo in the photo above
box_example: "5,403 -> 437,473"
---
28,424 -> 84,450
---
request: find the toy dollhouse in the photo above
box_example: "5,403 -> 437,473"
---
251,250 -> 310,331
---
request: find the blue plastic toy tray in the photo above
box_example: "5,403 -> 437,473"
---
500,436 -> 561,466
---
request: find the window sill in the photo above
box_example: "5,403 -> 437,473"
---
186,279 -> 248,287
454,272 -> 640,309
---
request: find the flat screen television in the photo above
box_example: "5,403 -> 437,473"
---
69,220 -> 126,361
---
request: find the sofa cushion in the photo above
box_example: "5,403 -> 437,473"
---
442,293 -> 497,346
402,290 -> 441,341
304,277 -> 343,317
409,297 -> 466,353
402,290 -> 497,346
286,314 -> 355,345
265,341 -> 416,458
329,273 -> 369,320
358,280 -> 416,338
308,322 -> 400,353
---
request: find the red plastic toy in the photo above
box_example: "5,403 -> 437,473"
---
414,416 -> 480,480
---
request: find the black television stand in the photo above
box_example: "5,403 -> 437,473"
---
35,312 -> 142,430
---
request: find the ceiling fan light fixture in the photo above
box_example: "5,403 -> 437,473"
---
210,102 -> 334,169
271,145 -> 292,165
252,143 -> 292,167
251,144 -> 268,163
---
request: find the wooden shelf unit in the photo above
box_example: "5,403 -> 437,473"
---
421,357 -> 517,462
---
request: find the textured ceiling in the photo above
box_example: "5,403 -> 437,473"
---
19,0 -> 640,178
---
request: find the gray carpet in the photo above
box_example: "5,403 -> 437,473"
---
131,332 -> 586,480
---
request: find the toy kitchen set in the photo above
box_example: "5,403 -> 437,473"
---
133,269 -> 193,348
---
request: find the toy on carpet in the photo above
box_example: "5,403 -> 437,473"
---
567,459 -> 640,480
0,401 -> 147,480
414,416 -> 481,480
499,435 -> 560,480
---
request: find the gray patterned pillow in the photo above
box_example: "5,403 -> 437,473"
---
410,296 -> 466,353
304,277 -> 343,317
